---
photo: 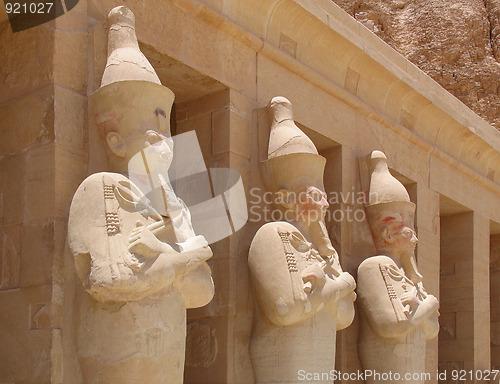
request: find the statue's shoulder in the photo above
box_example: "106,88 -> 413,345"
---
68,172 -> 132,251
71,172 -> 112,209
70,172 -> 135,213
358,255 -> 395,274
252,221 -> 299,239
72,172 -> 128,197
249,221 -> 305,265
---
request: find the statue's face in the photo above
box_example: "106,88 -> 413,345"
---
105,125 -> 173,174
123,129 -> 169,161
100,106 -> 172,169
380,214 -> 418,255
392,224 -> 418,253
294,185 -> 328,222
124,129 -> 175,186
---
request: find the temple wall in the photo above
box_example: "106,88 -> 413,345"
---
1,0 -> 500,383
0,16 -> 58,384
491,234 -> 500,371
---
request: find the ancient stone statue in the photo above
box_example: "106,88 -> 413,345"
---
357,150 -> 439,384
248,97 -> 356,383
67,6 -> 214,383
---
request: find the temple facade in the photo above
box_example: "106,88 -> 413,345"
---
1,0 -> 500,383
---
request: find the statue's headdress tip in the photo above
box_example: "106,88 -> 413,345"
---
370,150 -> 387,161
108,6 -> 135,25
268,96 -> 292,108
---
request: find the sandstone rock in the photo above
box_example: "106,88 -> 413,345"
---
332,0 -> 500,129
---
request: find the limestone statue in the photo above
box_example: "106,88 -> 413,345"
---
248,97 -> 356,383
357,150 -> 439,384
67,6 -> 214,383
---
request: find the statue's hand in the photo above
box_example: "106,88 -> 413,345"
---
424,294 -> 439,310
128,221 -> 166,258
422,308 -> 440,338
400,289 -> 420,311
302,263 -> 326,292
170,244 -> 213,279
336,272 -> 356,297
324,272 -> 356,315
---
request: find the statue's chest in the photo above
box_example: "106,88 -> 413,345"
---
277,229 -> 324,272
102,176 -> 176,243
379,263 -> 426,318
380,264 -> 415,295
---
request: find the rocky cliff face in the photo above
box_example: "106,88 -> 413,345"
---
333,0 -> 500,130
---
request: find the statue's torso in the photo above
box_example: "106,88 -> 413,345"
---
76,289 -> 186,384
251,308 -> 337,384
357,256 -> 437,384
69,172 -> 212,383
359,316 -> 427,384
249,222 -> 340,384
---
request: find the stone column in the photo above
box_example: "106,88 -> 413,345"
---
490,233 -> 500,371
417,188 -> 441,384
440,212 -> 491,380
0,1 -> 89,382
180,89 -> 256,384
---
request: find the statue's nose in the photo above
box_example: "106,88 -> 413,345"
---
411,233 -> 418,245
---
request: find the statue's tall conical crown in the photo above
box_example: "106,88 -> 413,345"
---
90,6 -> 174,140
264,97 -> 325,192
100,6 -> 161,87
267,96 -> 318,158
367,151 -> 412,207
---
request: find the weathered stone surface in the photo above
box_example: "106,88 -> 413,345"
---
0,223 -> 21,290
54,29 -> 88,94
185,322 -> 218,368
0,284 -> 53,383
212,109 -> 251,159
0,22 -> 54,103
332,0 -> 500,130
20,222 -> 54,288
24,144 -> 55,224
54,87 -> 86,149
54,145 -> 87,220
2,0 -> 500,382
0,153 -> 25,226
440,212 -> 491,373
0,87 -> 54,155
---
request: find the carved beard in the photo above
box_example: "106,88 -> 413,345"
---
128,138 -> 181,216
127,139 -> 195,243
309,220 -> 338,260
400,249 -> 423,284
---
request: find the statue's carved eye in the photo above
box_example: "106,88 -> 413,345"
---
155,108 -> 166,118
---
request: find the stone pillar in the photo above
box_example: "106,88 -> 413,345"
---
440,212 -> 491,380
52,3 -> 89,381
0,1 -> 89,382
490,233 -> 500,371
174,90 -> 231,384
181,89 -> 256,384
472,214 -> 491,373
416,188 -> 441,384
